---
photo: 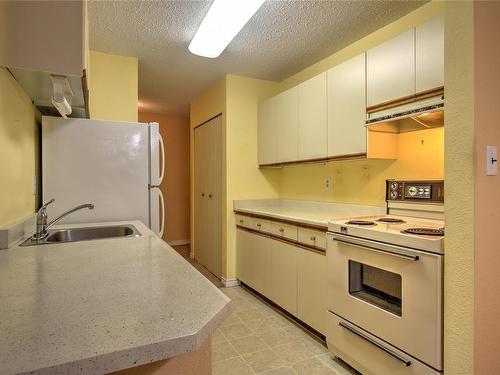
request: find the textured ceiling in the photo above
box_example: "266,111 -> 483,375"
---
89,0 -> 427,116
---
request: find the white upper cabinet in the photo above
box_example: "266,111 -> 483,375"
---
328,53 -> 367,157
416,15 -> 444,93
0,1 -> 87,76
276,87 -> 299,163
298,73 -> 328,160
367,29 -> 415,107
258,96 -> 278,165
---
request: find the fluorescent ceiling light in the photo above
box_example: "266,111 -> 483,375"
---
189,0 -> 266,58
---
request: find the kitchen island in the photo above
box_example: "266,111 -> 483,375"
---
0,221 -> 231,375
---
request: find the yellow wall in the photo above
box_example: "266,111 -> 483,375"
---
0,67 -> 39,226
280,128 -> 444,205
444,2 -> 474,374
88,51 -> 138,122
224,75 -> 281,279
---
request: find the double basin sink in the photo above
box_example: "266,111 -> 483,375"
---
20,224 -> 141,247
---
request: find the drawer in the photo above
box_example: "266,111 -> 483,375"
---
298,227 -> 327,250
270,221 -> 298,241
235,214 -> 252,229
251,217 -> 272,233
326,312 -> 440,375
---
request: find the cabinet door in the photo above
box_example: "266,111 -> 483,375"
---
276,87 -> 299,163
298,73 -> 327,160
236,229 -> 272,295
258,96 -> 277,165
297,250 -> 327,334
269,239 -> 298,315
367,29 -> 415,106
328,53 -> 367,157
416,15 -> 444,93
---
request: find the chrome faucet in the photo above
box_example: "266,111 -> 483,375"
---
33,199 -> 94,240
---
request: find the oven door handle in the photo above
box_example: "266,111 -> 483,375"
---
339,321 -> 412,367
332,234 -> 420,261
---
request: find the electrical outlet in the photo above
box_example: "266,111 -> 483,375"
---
324,176 -> 332,191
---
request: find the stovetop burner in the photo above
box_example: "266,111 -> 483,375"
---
377,217 -> 406,223
346,220 -> 376,226
402,228 -> 444,236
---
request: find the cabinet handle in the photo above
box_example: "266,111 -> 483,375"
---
279,228 -> 284,233
209,194 -> 213,198
201,193 -> 205,197
310,236 -> 316,241
257,223 -> 261,227
239,220 -> 244,224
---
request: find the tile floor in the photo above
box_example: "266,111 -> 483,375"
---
172,245 -> 357,375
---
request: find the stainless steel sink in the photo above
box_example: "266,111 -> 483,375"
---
20,224 -> 141,247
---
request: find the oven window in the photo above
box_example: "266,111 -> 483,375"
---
348,260 -> 402,316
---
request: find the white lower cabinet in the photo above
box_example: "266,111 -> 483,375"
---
297,249 -> 327,333
269,239 -> 299,315
236,229 -> 272,296
236,225 -> 327,335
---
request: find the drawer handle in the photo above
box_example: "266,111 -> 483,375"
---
310,236 -> 316,241
339,322 -> 411,367
239,220 -> 244,224
279,228 -> 284,233
257,223 -> 261,227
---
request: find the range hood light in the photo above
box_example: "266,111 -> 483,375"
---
188,0 -> 266,58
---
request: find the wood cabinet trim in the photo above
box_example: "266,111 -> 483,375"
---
258,152 -> 367,168
366,86 -> 444,114
236,225 -> 326,255
234,211 -> 328,231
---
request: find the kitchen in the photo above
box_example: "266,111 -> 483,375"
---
0,1 -> 498,375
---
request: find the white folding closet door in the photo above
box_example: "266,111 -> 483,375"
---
194,116 -> 221,277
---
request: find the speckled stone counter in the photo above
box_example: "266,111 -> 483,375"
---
234,199 -> 386,227
0,221 -> 231,375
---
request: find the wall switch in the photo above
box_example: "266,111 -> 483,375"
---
324,176 -> 332,191
486,146 -> 498,176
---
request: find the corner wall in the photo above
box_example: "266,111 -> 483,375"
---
89,51 -> 138,122
474,2 -> 500,373
0,67 -> 39,227
138,112 -> 190,244
444,2 -> 474,374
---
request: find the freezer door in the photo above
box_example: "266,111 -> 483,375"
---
42,116 -> 150,226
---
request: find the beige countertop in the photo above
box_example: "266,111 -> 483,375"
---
234,199 -> 386,228
0,221 -> 231,375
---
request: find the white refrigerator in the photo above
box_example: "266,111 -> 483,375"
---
41,116 -> 165,237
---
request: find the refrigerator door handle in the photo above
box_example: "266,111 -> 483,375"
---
158,132 -> 165,184
158,188 -> 165,238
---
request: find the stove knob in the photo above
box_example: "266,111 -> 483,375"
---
408,186 -> 417,196
390,182 -> 399,190
390,191 -> 398,199
424,188 -> 430,194
418,188 -> 424,195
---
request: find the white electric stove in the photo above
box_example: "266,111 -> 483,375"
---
326,180 -> 444,375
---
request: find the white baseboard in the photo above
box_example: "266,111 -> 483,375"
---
167,239 -> 191,246
221,277 -> 240,288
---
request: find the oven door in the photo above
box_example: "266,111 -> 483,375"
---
327,233 -> 443,370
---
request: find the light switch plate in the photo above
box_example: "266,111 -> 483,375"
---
486,146 -> 498,176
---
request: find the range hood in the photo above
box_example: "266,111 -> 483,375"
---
366,90 -> 444,134
8,67 -> 88,119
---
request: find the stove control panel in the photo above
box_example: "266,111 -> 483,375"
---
387,180 -> 444,202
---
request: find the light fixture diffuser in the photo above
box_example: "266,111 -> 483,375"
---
189,0 -> 266,58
